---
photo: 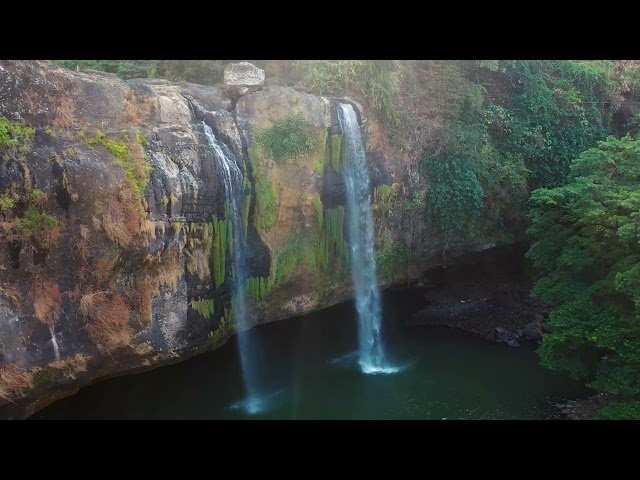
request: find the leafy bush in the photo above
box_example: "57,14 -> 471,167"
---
481,60 -> 613,189
596,401 -> 640,420
421,123 -> 486,242
255,114 -> 316,164
377,238 -> 409,282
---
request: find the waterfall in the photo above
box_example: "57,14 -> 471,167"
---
49,326 -> 60,361
338,103 -> 395,374
202,122 -> 263,413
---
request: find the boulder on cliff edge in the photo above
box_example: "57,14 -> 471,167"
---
224,62 -> 265,89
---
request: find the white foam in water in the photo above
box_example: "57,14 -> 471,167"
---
331,350 -> 409,374
359,362 -> 402,375
228,389 -> 285,415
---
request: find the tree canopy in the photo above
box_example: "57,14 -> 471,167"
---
527,135 -> 640,417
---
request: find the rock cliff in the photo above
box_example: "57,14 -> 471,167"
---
0,61 -> 512,418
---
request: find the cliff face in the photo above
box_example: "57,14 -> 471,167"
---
0,61 -> 510,418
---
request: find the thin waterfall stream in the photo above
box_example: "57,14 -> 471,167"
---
338,103 -> 397,374
202,122 -> 265,413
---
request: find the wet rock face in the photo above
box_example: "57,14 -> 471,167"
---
235,85 -> 332,136
0,60 -> 245,418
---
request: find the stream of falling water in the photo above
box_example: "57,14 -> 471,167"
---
203,122 -> 265,413
338,104 -> 397,374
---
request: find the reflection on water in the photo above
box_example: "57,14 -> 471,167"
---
32,289 -> 584,420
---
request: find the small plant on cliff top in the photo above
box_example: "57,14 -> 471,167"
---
255,114 -> 316,164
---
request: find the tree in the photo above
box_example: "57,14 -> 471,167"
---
527,135 -> 640,418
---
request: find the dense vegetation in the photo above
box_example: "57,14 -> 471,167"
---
255,114 -> 317,164
528,136 -> 640,418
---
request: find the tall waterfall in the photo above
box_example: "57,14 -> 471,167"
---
338,104 -> 395,374
203,122 -> 263,412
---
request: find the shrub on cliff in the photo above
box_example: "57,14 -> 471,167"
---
255,114 -> 316,164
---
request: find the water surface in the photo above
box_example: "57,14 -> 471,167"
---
33,289 -> 583,420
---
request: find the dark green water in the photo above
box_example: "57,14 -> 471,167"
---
32,289 -> 583,420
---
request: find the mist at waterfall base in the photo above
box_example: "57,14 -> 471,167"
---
338,103 -> 395,374
32,288 -> 585,420
203,123 -> 265,414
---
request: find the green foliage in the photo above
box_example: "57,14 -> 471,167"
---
376,184 -> 393,203
136,130 -> 149,147
313,129 -> 328,174
316,207 -> 349,276
242,194 -> 251,238
254,176 -> 277,231
0,193 -> 16,213
481,60 -> 613,189
329,134 -> 342,174
255,114 -> 316,164
377,238 -> 409,283
51,60 -> 162,79
422,145 -> 484,242
527,136 -> 640,404
19,207 -> 58,241
302,60 -> 398,127
191,299 -> 215,320
18,189 -> 60,249
312,193 -> 323,231
373,184 -> 396,220
0,116 -> 35,161
596,401 -> 640,420
85,130 -> 152,199
211,215 -> 230,288
169,154 -> 180,165
245,276 -> 274,302
248,143 -> 278,232
421,106 -> 529,245
276,233 -> 304,286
